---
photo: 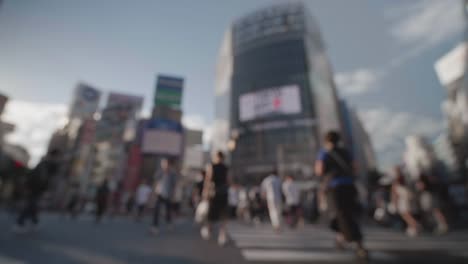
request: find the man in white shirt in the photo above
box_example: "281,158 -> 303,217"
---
261,171 -> 282,231
282,175 -> 301,228
151,158 -> 178,234
136,179 -> 152,220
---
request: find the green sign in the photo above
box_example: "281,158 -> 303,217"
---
155,75 -> 184,108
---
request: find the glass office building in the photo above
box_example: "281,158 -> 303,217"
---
213,3 -> 343,182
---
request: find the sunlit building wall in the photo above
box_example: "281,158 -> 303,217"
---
435,43 -> 468,182
434,133 -> 460,181
212,30 -> 233,156
339,99 -> 377,196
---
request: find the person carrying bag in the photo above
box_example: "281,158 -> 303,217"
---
315,131 -> 367,260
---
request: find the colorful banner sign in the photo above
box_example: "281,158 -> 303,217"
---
239,84 -> 301,122
155,75 -> 184,109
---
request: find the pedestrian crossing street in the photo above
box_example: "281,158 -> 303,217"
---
227,222 -> 468,262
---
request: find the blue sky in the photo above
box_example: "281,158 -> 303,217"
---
0,0 -> 465,167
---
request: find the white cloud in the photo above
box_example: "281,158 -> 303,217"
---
2,100 -> 68,166
358,108 -> 443,169
182,114 -> 213,148
390,0 -> 463,47
335,68 -> 380,95
182,115 -> 205,130
387,0 -> 464,68
140,107 -> 151,119
337,1 -> 464,96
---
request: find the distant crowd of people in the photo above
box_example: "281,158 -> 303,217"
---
371,166 -> 451,237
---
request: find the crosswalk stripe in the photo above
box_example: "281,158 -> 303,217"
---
235,241 -> 468,251
242,250 -> 353,262
228,223 -> 468,262
0,256 -> 25,264
242,250 -> 396,262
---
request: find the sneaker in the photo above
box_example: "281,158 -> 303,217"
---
150,227 -> 160,235
334,236 -> 346,251
406,227 -> 418,237
273,226 -> 282,234
355,247 -> 369,262
200,226 -> 210,240
297,218 -> 305,229
12,225 -> 28,234
435,224 -> 448,235
253,217 -> 261,226
218,232 -> 227,247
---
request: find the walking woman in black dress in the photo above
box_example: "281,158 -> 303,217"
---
315,131 -> 368,260
201,151 -> 230,246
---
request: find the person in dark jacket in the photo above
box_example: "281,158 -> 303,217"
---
315,131 -> 367,259
95,179 -> 110,223
14,149 -> 60,233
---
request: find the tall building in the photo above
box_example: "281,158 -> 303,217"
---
213,3 -> 343,182
91,92 -> 143,186
434,133 -> 459,181
435,43 -> 468,182
339,100 -> 377,181
55,83 -> 102,198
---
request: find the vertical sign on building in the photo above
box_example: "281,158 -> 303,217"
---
155,75 -> 184,109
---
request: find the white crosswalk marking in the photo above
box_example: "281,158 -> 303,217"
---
228,222 -> 468,262
0,256 -> 25,264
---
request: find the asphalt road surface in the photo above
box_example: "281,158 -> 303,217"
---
0,213 -> 467,264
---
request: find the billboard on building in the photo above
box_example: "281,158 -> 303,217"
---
141,119 -> 183,155
183,146 -> 204,169
69,83 -> 101,119
232,3 -> 304,52
79,119 -> 96,145
239,85 -> 301,122
152,104 -> 182,122
435,43 -> 467,87
96,107 -> 127,142
107,92 -> 144,113
155,75 -> 184,109
96,92 -> 144,142
184,129 -> 203,147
